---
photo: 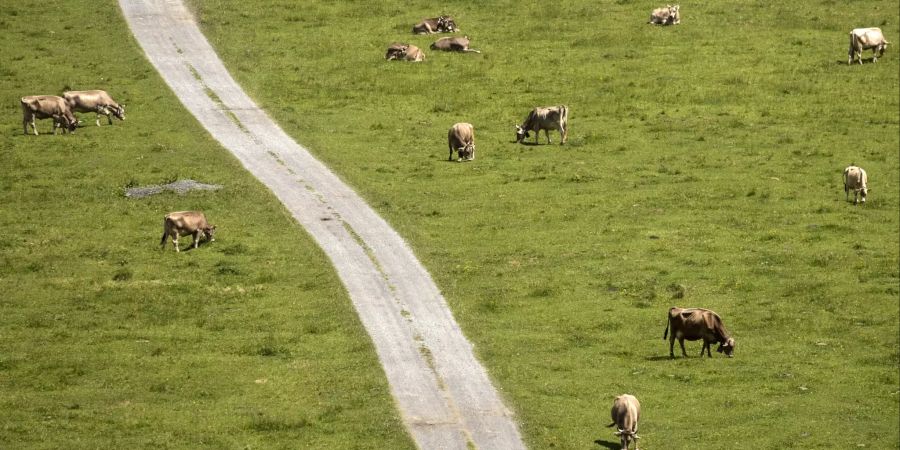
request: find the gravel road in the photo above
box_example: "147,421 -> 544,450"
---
118,1 -> 526,448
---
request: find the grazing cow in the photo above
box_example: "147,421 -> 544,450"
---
64,90 -> 125,126
649,4 -> 680,25
663,307 -> 735,358
413,15 -> 459,34
848,28 -> 889,65
160,211 -> 216,252
843,165 -> 868,204
385,43 -> 425,62
20,95 -> 78,135
448,122 -> 475,162
607,394 -> 641,450
514,105 -> 568,145
430,36 -> 480,53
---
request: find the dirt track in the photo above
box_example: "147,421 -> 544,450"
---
118,1 -> 525,448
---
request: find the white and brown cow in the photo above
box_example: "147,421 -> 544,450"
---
64,90 -> 126,126
413,15 -> 459,34
843,165 -> 868,204
649,4 -> 680,25
20,95 -> 78,135
385,43 -> 425,62
607,394 -> 641,450
663,307 -> 735,358
848,28 -> 889,65
430,36 -> 480,53
515,105 -> 568,145
448,122 -> 475,161
160,211 -> 216,252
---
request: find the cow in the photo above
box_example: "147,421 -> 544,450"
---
63,90 -> 126,126
649,4 -> 680,25
663,307 -> 735,358
160,211 -> 216,252
448,122 -> 475,162
843,165 -> 868,204
514,105 -> 568,145
413,15 -> 459,34
430,36 -> 480,53
20,95 -> 78,135
848,28 -> 889,65
606,394 -> 641,450
385,43 -> 425,62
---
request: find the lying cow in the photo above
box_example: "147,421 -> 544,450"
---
430,36 -> 480,53
385,43 -> 425,62
848,28 -> 889,65
843,165 -> 868,204
413,15 -> 459,34
607,394 -> 641,450
160,211 -> 216,252
20,95 -> 78,135
448,122 -> 475,162
649,4 -> 680,25
64,90 -> 125,126
515,105 -> 568,145
663,307 -> 735,358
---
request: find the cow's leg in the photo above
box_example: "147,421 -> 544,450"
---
449,144 -> 454,161
545,129 -> 552,145
678,338 -> 688,357
52,118 -> 60,135
193,231 -> 201,249
669,335 -> 676,358
173,234 -> 180,252
559,125 -> 567,144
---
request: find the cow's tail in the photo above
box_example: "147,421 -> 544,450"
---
663,314 -> 670,340
606,422 -> 616,428
160,218 -> 170,247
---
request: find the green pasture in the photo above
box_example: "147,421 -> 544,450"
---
1,0 -> 897,449
0,2 -> 411,449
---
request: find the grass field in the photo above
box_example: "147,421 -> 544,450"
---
1,0 -> 898,449
0,3 -> 412,449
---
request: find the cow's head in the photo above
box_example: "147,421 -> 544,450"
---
437,16 -> 459,33
457,143 -> 475,161
385,44 -> 409,60
203,225 -> 217,242
515,125 -> 529,143
716,337 -> 735,357
113,105 -> 126,121
614,429 -> 640,449
859,187 -> 868,203
62,115 -> 78,133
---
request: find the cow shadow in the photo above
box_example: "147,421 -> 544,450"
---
594,438 -> 620,449
645,355 -> 673,361
837,57 -> 878,65
516,141 -> 541,146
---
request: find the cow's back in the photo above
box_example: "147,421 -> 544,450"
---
165,211 -> 208,232
611,394 -> 640,430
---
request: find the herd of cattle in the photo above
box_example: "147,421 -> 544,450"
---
17,6 -> 888,449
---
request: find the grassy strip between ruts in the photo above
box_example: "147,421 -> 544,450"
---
0,2 -> 413,449
188,0 -> 899,448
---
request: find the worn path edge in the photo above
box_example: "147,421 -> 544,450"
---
117,1 -> 526,449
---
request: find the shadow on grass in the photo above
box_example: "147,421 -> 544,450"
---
645,355 -> 673,361
837,57 -> 879,65
594,438 -> 621,449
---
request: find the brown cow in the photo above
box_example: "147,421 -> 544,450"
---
413,15 -> 459,34
160,211 -> 216,252
663,307 -> 735,358
848,28 -> 889,65
385,43 -> 425,62
64,90 -> 125,126
430,36 -> 480,53
606,394 -> 641,450
649,5 -> 680,25
448,122 -> 475,162
843,165 -> 868,204
515,105 -> 568,145
20,95 -> 78,135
